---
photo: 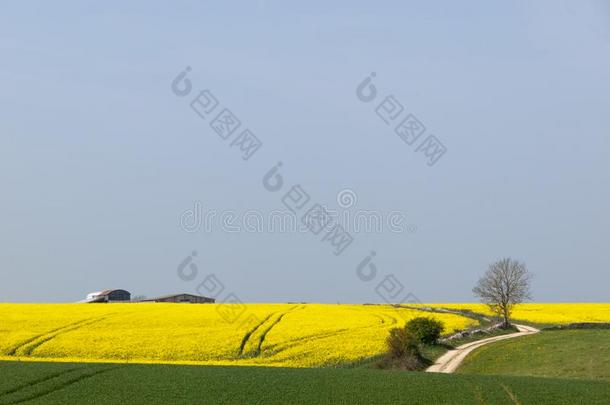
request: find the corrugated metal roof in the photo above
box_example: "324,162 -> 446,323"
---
139,293 -> 213,301
94,289 -> 128,296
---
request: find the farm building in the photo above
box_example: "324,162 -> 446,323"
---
139,293 -> 214,304
85,289 -> 131,303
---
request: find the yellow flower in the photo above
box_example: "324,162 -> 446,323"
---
425,303 -> 610,325
0,303 -> 474,367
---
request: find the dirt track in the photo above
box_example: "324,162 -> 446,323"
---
426,324 -> 539,373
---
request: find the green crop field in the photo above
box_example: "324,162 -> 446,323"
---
458,330 -> 610,381
1,360 -> 610,404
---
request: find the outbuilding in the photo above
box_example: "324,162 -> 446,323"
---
85,289 -> 131,303
139,293 -> 214,303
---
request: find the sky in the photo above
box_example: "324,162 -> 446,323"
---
1,1 -> 609,303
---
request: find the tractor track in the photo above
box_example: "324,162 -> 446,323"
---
0,367 -> 83,397
238,305 -> 304,357
21,317 -> 109,356
0,365 -> 121,405
6,316 -> 110,357
238,314 -> 275,356
6,317 -> 100,357
254,306 -> 303,355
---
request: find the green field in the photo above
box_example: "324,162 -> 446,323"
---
458,330 -> 610,381
1,360 -> 610,404
3,328 -> 610,404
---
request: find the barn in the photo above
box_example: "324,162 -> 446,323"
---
85,289 -> 131,303
139,293 -> 214,304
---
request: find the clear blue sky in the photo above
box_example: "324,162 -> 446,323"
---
1,1 -> 609,302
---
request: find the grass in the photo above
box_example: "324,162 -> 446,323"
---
1,360 -> 610,404
458,330 -> 610,381
420,344 -> 449,363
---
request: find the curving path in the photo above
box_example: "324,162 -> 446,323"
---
426,324 -> 539,373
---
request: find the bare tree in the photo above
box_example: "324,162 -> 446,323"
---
473,258 -> 532,327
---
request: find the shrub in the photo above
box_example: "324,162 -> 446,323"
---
381,327 -> 425,370
404,317 -> 444,345
377,353 -> 424,371
386,327 -> 420,358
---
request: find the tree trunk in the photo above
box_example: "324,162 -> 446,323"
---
502,307 -> 510,328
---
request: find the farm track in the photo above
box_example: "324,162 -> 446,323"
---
0,365 -> 120,404
5,316 -> 110,357
399,305 -> 541,374
426,324 -> 539,373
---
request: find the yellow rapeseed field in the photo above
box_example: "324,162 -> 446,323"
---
0,303 -> 474,367
425,303 -> 610,325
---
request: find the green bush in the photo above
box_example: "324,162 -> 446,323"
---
386,328 -> 420,358
404,317 -> 444,345
377,352 -> 424,370
382,328 -> 426,370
